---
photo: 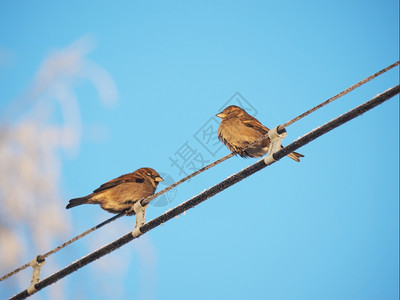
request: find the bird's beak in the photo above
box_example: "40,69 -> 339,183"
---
155,176 -> 164,182
216,112 -> 226,118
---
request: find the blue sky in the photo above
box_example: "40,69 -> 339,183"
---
0,1 -> 399,299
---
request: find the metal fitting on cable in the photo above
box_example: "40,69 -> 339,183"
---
27,256 -> 45,295
263,126 -> 287,165
131,200 -> 147,237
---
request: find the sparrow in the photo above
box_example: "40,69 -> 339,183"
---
66,167 -> 164,214
216,105 -> 304,161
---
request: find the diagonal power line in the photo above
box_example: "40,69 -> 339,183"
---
279,60 -> 399,129
10,84 -> 399,300
1,60 -> 398,284
0,153 -> 234,282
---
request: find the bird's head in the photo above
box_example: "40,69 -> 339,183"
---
216,105 -> 248,119
138,168 -> 164,185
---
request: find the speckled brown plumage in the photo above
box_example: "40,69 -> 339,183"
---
216,105 -> 304,161
66,167 -> 163,214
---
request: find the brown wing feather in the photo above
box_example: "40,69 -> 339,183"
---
93,172 -> 145,193
241,115 -> 270,133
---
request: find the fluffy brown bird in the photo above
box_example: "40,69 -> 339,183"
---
66,167 -> 164,214
216,105 -> 304,161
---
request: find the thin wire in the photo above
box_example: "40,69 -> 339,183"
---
9,85 -> 399,300
3,61 -> 398,283
0,153 -> 234,282
0,214 -> 122,282
279,61 -> 399,129
0,263 -> 31,283
238,61 -> 400,152
141,153 -> 235,206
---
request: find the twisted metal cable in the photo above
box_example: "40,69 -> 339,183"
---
2,61 -> 397,283
279,61 -> 399,129
9,84 -> 399,300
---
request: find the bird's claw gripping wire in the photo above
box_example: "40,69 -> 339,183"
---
263,126 -> 287,165
27,256 -> 45,295
131,200 -> 147,237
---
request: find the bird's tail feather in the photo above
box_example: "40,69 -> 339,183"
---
66,196 -> 91,209
287,151 -> 304,162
